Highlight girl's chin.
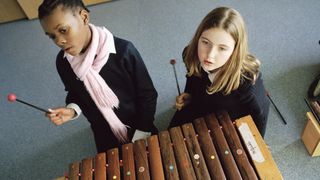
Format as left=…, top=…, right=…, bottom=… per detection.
left=201, top=64, right=216, bottom=72
left=65, top=50, right=80, bottom=56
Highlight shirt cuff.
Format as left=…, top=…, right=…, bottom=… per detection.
left=131, top=130, right=151, bottom=142
left=66, top=103, right=82, bottom=120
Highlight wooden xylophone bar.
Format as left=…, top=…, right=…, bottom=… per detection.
left=56, top=112, right=282, bottom=180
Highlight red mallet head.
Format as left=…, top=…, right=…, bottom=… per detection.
left=7, top=93, right=17, bottom=102
left=170, top=59, right=176, bottom=65
left=7, top=93, right=49, bottom=113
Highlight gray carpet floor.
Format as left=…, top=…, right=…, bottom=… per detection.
left=1, top=0, right=320, bottom=179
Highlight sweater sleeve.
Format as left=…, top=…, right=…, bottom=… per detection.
left=55, top=51, right=83, bottom=108
left=125, top=42, right=158, bottom=132
left=182, top=46, right=198, bottom=96
left=237, top=74, right=269, bottom=136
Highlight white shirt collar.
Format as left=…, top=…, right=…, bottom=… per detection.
left=203, top=68, right=218, bottom=83
left=104, top=27, right=116, bottom=54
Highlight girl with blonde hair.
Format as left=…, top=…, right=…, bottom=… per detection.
left=169, top=7, right=270, bottom=136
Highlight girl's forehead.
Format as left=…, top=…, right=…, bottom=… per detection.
left=41, top=6, right=77, bottom=28
left=201, top=28, right=235, bottom=46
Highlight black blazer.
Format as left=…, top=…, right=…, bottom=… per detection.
left=170, top=64, right=270, bottom=136
left=55, top=37, right=158, bottom=133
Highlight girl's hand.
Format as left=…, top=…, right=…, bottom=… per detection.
left=175, top=93, right=192, bottom=110
left=45, top=107, right=75, bottom=126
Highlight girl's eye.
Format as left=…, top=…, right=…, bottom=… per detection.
left=219, top=47, right=227, bottom=51
left=59, top=27, right=67, bottom=34
left=202, top=40, right=209, bottom=45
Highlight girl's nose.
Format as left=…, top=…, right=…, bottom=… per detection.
left=55, top=37, right=66, bottom=47
left=208, top=47, right=217, bottom=59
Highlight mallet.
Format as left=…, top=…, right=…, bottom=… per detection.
left=7, top=93, right=50, bottom=113
left=170, top=59, right=181, bottom=95
left=266, top=91, right=287, bottom=125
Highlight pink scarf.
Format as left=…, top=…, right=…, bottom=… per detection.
left=65, top=24, right=128, bottom=143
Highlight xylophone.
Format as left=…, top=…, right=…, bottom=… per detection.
left=55, top=111, right=282, bottom=180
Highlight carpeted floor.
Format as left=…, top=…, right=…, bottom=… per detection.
left=0, top=0, right=320, bottom=179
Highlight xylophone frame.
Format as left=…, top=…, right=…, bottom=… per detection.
left=56, top=112, right=282, bottom=180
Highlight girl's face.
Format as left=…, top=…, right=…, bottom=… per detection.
left=197, top=28, right=235, bottom=72
left=40, top=5, right=91, bottom=56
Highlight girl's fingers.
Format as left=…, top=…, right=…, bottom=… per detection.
left=45, top=108, right=70, bottom=126
left=51, top=115, right=64, bottom=125
left=47, top=110, right=64, bottom=124
left=176, top=93, right=188, bottom=103
left=176, top=95, right=183, bottom=103
left=175, top=102, right=184, bottom=110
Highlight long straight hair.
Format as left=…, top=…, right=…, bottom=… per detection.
left=184, top=7, right=260, bottom=95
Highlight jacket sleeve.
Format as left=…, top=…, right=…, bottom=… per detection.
left=55, top=51, right=83, bottom=108
left=237, top=74, right=270, bottom=136
left=182, top=46, right=197, bottom=96
left=125, top=42, right=158, bottom=132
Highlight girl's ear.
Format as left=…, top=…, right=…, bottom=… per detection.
left=80, top=9, right=90, bottom=25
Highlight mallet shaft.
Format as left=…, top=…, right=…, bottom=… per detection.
left=172, top=65, right=181, bottom=95
left=266, top=93, right=287, bottom=125
left=16, top=99, right=49, bottom=113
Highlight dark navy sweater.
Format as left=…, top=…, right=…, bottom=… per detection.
left=56, top=37, right=158, bottom=152
left=170, top=67, right=270, bottom=137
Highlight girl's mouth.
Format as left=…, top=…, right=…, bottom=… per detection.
left=204, top=60, right=213, bottom=65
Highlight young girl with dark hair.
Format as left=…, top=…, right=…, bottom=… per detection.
left=38, top=0, right=158, bottom=153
